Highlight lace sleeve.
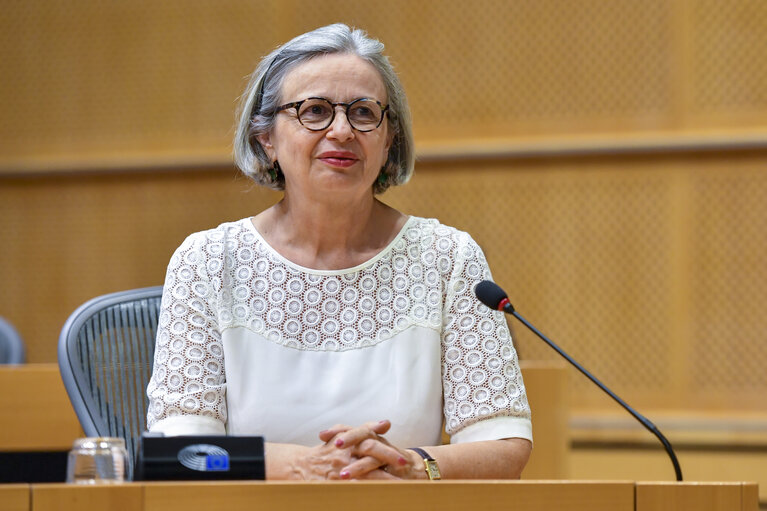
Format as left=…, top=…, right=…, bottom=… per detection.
left=146, top=232, right=228, bottom=435
left=441, top=233, right=532, bottom=443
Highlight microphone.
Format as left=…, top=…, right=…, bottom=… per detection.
left=475, top=280, right=683, bottom=481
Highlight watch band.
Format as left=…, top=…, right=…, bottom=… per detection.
left=409, top=447, right=441, bottom=480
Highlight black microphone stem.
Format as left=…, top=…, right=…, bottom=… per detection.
left=510, top=308, right=683, bottom=481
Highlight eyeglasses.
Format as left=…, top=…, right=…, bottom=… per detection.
left=276, top=97, right=389, bottom=132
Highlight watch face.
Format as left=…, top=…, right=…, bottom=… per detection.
left=425, top=460, right=441, bottom=480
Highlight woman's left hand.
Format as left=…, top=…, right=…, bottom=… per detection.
left=318, top=420, right=422, bottom=480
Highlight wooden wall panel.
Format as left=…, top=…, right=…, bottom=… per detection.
left=2, top=0, right=766, bottom=170
left=1, top=0, right=766, bottom=422
left=2, top=149, right=767, bottom=417
left=690, top=0, right=767, bottom=125
left=688, top=160, right=767, bottom=408
left=0, top=170, right=280, bottom=363
left=387, top=156, right=678, bottom=410
left=0, top=1, right=283, bottom=165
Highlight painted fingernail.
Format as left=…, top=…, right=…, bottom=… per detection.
left=379, top=420, right=388, bottom=424
left=398, top=456, right=408, bottom=465
left=340, top=470, right=350, bottom=479
left=335, top=438, right=344, bottom=447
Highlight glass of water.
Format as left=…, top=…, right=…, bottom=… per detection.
left=66, top=437, right=127, bottom=484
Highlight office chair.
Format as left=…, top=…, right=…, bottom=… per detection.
left=58, top=286, right=163, bottom=480
left=0, top=316, right=25, bottom=364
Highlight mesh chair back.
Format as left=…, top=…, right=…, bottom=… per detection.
left=0, top=316, right=25, bottom=364
left=58, top=287, right=162, bottom=480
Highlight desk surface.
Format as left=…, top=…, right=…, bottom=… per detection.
left=0, top=480, right=758, bottom=511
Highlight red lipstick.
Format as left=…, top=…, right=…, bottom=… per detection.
left=317, top=151, right=359, bottom=168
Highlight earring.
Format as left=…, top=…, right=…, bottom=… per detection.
left=377, top=170, right=387, bottom=187
left=268, top=161, right=282, bottom=182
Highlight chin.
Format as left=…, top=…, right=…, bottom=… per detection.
left=314, top=173, right=376, bottom=191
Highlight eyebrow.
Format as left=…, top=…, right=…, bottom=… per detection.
left=289, top=94, right=385, bottom=102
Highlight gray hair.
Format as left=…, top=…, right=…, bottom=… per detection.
left=233, top=24, right=414, bottom=194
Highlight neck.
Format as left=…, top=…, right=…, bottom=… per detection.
left=254, top=192, right=405, bottom=270
left=280, top=190, right=379, bottom=250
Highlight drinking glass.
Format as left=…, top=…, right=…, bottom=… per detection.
left=66, top=437, right=127, bottom=484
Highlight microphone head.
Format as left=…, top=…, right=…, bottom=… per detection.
left=474, top=280, right=510, bottom=311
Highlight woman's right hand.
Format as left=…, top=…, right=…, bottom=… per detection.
left=316, top=420, right=416, bottom=480
left=287, top=440, right=363, bottom=480
left=287, top=420, right=398, bottom=480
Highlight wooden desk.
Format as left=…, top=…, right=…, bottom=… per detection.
left=0, top=484, right=29, bottom=511
left=0, top=364, right=82, bottom=483
left=0, top=481, right=756, bottom=511
left=0, top=364, right=82, bottom=451
left=636, top=481, right=760, bottom=511
left=519, top=361, right=568, bottom=479
left=0, top=362, right=568, bottom=478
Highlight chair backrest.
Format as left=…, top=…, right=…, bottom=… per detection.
left=58, top=286, right=162, bottom=480
left=0, top=316, right=25, bottom=364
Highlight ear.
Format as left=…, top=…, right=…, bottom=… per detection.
left=257, top=132, right=276, bottom=161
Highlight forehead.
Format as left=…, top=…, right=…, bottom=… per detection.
left=280, top=53, right=387, bottom=103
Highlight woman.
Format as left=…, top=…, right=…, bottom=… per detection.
left=146, top=23, right=532, bottom=480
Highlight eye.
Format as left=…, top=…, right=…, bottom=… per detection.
left=352, top=106, right=373, bottom=118
left=349, top=101, right=380, bottom=122
left=299, top=100, right=333, bottom=121
left=308, top=104, right=326, bottom=115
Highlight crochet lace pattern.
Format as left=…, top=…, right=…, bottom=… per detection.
left=146, top=217, right=530, bottom=435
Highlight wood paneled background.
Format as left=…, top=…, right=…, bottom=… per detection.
left=1, top=1, right=766, bottom=423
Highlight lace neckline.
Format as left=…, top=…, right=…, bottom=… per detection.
left=242, top=216, right=415, bottom=276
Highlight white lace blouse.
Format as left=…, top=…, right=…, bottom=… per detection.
left=146, top=216, right=532, bottom=447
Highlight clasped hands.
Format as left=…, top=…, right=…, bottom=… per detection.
left=295, top=419, right=421, bottom=480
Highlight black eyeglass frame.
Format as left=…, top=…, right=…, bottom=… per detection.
left=276, top=97, right=390, bottom=132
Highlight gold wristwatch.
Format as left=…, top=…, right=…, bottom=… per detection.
left=409, top=447, right=441, bottom=480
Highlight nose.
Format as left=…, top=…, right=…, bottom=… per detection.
left=325, top=106, right=355, bottom=141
